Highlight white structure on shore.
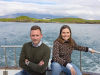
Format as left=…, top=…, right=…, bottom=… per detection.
left=43, top=18, right=51, bottom=20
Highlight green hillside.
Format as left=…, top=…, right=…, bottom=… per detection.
left=49, top=18, right=100, bottom=24
left=0, top=16, right=100, bottom=24
left=0, top=16, right=50, bottom=23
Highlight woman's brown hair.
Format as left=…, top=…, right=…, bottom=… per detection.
left=56, top=25, right=73, bottom=47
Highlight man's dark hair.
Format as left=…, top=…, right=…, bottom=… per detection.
left=30, top=25, right=42, bottom=33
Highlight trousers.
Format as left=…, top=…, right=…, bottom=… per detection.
left=15, top=70, right=31, bottom=75
left=51, top=62, right=82, bottom=75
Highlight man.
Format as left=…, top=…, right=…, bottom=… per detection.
left=15, top=25, right=51, bottom=75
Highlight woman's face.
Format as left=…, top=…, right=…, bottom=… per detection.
left=61, top=28, right=70, bottom=41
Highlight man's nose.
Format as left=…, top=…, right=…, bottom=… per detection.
left=34, top=36, right=37, bottom=39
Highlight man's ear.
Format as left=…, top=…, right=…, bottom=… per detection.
left=41, top=34, right=43, bottom=38
left=30, top=34, right=31, bottom=38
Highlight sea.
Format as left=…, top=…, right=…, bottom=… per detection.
left=0, top=22, right=100, bottom=73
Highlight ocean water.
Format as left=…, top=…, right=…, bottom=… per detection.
left=0, top=22, right=100, bottom=73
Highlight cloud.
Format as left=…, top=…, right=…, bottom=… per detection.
left=0, top=0, right=100, bottom=20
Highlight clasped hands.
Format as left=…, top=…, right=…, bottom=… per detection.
left=25, top=59, right=44, bottom=66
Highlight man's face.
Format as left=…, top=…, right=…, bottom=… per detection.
left=30, top=29, right=43, bottom=46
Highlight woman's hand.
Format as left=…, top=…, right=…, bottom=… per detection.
left=91, top=49, right=95, bottom=53
left=70, top=67, right=77, bottom=75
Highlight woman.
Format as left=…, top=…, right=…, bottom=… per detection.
left=51, top=25, right=95, bottom=75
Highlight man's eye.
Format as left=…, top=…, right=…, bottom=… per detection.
left=32, top=35, right=34, bottom=36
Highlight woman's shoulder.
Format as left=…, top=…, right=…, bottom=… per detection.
left=72, top=38, right=75, bottom=42
left=54, top=39, right=60, bottom=44
left=54, top=39, right=59, bottom=42
left=71, top=38, right=77, bottom=45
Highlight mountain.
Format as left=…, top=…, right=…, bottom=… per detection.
left=0, top=13, right=79, bottom=19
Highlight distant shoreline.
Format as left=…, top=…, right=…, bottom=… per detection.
left=0, top=16, right=100, bottom=24
left=1, top=21, right=100, bottom=24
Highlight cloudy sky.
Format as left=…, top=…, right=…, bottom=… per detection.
left=0, top=0, right=100, bottom=20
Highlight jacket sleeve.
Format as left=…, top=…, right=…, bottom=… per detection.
left=52, top=41, right=68, bottom=67
left=27, top=47, right=51, bottom=73
left=19, top=44, right=31, bottom=70
left=73, top=39, right=88, bottom=52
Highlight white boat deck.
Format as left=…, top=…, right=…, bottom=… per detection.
left=0, top=69, right=65, bottom=75
left=0, top=69, right=21, bottom=75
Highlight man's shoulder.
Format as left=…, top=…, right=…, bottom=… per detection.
left=41, top=43, right=51, bottom=53
left=41, top=43, right=50, bottom=50
left=23, top=42, right=32, bottom=47
left=41, top=43, right=49, bottom=48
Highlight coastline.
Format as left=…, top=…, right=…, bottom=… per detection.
left=0, top=16, right=100, bottom=24
left=0, top=21, right=100, bottom=24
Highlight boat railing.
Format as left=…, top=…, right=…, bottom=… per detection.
left=0, top=45, right=100, bottom=72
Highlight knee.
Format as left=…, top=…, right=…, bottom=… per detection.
left=51, top=62, right=62, bottom=75
left=51, top=62, right=61, bottom=69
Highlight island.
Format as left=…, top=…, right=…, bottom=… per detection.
left=0, top=16, right=100, bottom=24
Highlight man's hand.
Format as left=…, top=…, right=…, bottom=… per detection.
left=38, top=60, right=44, bottom=66
left=25, top=59, right=29, bottom=65
left=91, top=49, right=95, bottom=53
left=70, top=67, right=77, bottom=75
left=25, top=59, right=29, bottom=63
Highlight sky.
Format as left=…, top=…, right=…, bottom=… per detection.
left=0, top=0, right=100, bottom=20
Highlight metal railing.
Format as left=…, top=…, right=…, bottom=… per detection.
left=0, top=45, right=22, bottom=68
left=0, top=45, right=100, bottom=72
left=80, top=50, right=100, bottom=71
